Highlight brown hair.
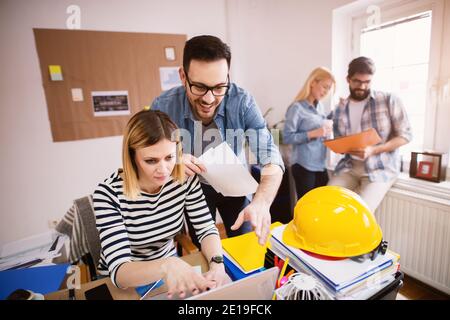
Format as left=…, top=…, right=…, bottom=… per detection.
left=122, top=110, right=184, bottom=199
left=183, top=35, right=231, bottom=74
left=348, top=56, right=376, bottom=78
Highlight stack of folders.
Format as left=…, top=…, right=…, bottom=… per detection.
left=269, top=225, right=400, bottom=300
left=221, top=222, right=282, bottom=280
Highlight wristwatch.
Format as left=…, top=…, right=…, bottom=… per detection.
left=210, top=255, right=224, bottom=265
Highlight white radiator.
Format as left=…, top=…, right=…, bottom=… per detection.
left=375, top=180, right=450, bottom=295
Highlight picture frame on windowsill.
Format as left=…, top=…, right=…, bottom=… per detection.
left=409, top=151, right=448, bottom=183
left=416, top=161, right=434, bottom=179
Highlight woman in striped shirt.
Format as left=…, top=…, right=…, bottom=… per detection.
left=93, top=109, right=228, bottom=298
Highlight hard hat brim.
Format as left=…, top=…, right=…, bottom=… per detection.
left=282, top=221, right=303, bottom=249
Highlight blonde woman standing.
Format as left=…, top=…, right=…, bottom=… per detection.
left=283, top=67, right=335, bottom=200
left=93, top=109, right=228, bottom=299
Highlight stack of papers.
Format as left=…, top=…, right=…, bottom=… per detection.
left=0, top=231, right=67, bottom=271
left=270, top=225, right=399, bottom=299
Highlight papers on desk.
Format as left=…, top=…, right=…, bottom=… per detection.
left=0, top=231, right=67, bottom=271
left=198, top=142, right=259, bottom=197
left=324, top=128, right=381, bottom=154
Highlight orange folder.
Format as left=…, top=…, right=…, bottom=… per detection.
left=324, top=128, right=381, bottom=154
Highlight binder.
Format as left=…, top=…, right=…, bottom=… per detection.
left=0, top=263, right=69, bottom=300
left=324, top=128, right=381, bottom=154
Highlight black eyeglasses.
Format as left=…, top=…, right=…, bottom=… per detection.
left=185, top=74, right=230, bottom=97
left=349, top=78, right=371, bottom=87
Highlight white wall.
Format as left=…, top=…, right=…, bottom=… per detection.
left=0, top=0, right=354, bottom=245
left=0, top=0, right=228, bottom=245
left=226, top=0, right=353, bottom=126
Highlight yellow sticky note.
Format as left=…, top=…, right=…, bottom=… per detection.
left=49, top=65, right=63, bottom=81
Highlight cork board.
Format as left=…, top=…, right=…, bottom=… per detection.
left=33, top=28, right=186, bottom=142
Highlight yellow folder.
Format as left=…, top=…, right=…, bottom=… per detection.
left=221, top=222, right=283, bottom=272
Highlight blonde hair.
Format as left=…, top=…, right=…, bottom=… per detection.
left=122, top=110, right=185, bottom=199
left=293, top=67, right=336, bottom=103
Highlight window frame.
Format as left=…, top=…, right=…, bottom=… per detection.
left=351, top=0, right=444, bottom=156
left=328, top=0, right=449, bottom=179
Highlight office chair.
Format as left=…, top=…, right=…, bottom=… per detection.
left=56, top=195, right=100, bottom=282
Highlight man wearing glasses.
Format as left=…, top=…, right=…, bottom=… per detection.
left=151, top=35, right=284, bottom=247
left=328, top=56, right=412, bottom=212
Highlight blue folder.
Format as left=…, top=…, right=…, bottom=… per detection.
left=0, top=264, right=69, bottom=300
left=223, top=255, right=263, bottom=281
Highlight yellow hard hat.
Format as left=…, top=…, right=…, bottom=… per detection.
left=283, top=186, right=384, bottom=258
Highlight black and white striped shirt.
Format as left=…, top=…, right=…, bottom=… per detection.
left=93, top=170, right=218, bottom=287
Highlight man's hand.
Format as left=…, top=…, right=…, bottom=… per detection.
left=348, top=145, right=377, bottom=160
left=230, top=200, right=271, bottom=246
left=183, top=153, right=207, bottom=176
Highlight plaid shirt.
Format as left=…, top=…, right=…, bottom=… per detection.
left=332, top=90, right=412, bottom=182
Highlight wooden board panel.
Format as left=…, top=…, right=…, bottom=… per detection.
left=33, top=29, right=186, bottom=142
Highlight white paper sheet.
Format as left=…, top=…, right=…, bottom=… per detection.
left=198, top=142, right=259, bottom=197
left=0, top=231, right=67, bottom=271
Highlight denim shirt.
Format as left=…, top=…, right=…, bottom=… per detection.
left=151, top=84, right=284, bottom=171
left=283, top=100, right=328, bottom=171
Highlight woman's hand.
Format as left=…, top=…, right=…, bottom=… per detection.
left=203, top=262, right=232, bottom=288
left=308, top=120, right=333, bottom=139
left=161, top=257, right=215, bottom=299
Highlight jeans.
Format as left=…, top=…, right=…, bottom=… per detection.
left=291, top=163, right=329, bottom=200
left=186, top=183, right=253, bottom=249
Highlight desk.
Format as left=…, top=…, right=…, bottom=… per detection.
left=45, top=252, right=208, bottom=300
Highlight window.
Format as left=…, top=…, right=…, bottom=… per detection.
left=331, top=0, right=449, bottom=177
left=359, top=11, right=432, bottom=160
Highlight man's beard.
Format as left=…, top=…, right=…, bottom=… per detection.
left=349, top=87, right=370, bottom=101
left=189, top=97, right=219, bottom=122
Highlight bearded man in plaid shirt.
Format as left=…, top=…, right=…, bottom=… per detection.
left=328, top=56, right=412, bottom=212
